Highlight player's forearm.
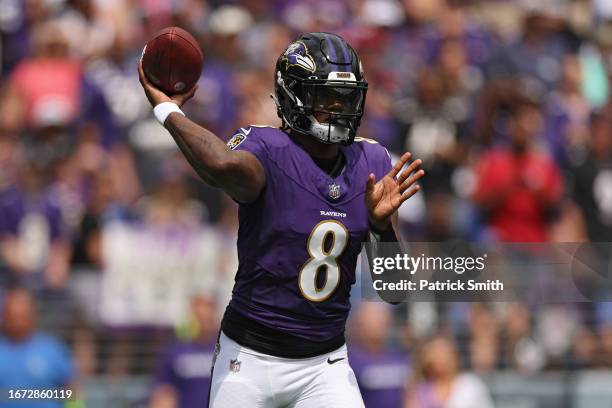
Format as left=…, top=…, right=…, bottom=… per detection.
left=366, top=218, right=404, bottom=305
left=164, top=113, right=227, bottom=184
left=369, top=212, right=401, bottom=240
left=164, top=113, right=264, bottom=201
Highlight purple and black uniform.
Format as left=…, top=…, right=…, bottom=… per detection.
left=221, top=126, right=391, bottom=356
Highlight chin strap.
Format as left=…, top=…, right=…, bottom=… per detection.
left=270, top=93, right=287, bottom=129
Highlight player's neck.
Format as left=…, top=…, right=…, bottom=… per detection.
left=288, top=130, right=339, bottom=159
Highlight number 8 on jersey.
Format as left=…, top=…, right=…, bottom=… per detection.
left=299, top=220, right=349, bottom=302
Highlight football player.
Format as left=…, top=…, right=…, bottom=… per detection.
left=138, top=32, right=424, bottom=408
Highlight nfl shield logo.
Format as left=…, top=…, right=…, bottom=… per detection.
left=229, top=359, right=241, bottom=373
left=328, top=183, right=341, bottom=200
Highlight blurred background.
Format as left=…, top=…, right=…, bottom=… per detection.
left=0, top=0, right=612, bottom=407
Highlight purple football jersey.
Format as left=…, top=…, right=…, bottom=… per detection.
left=227, top=126, right=392, bottom=342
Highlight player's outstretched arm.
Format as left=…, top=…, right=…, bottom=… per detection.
left=365, top=153, right=424, bottom=304
left=137, top=61, right=265, bottom=203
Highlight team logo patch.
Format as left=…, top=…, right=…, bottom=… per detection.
left=227, top=133, right=246, bottom=150
left=282, top=41, right=316, bottom=73
left=229, top=359, right=241, bottom=373
left=328, top=183, right=341, bottom=200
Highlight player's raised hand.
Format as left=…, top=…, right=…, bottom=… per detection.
left=137, top=60, right=197, bottom=108
left=366, top=152, right=424, bottom=231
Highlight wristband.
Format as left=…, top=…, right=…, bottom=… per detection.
left=368, top=220, right=389, bottom=236
left=153, top=102, right=184, bottom=125
left=368, top=222, right=397, bottom=242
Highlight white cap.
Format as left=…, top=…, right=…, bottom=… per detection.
left=208, top=5, right=253, bottom=36
left=359, top=0, right=406, bottom=27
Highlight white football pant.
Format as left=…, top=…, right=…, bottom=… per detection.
left=209, top=332, right=365, bottom=408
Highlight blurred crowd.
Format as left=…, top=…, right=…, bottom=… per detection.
left=1, top=0, right=612, bottom=407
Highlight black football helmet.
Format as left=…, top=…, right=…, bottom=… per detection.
left=273, top=32, right=368, bottom=145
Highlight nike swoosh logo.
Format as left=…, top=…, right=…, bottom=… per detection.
left=327, top=357, right=345, bottom=365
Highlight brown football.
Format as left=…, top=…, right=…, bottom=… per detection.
left=141, top=27, right=203, bottom=95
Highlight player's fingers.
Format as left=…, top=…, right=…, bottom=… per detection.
left=399, top=169, right=425, bottom=193
left=172, top=84, right=198, bottom=107
left=137, top=65, right=143, bottom=86
left=388, top=152, right=411, bottom=178
left=137, top=60, right=146, bottom=84
left=182, top=84, right=198, bottom=103
left=137, top=60, right=154, bottom=91
left=397, top=158, right=422, bottom=184
left=400, top=184, right=420, bottom=203
left=137, top=62, right=159, bottom=106
left=365, top=173, right=376, bottom=196
left=366, top=173, right=382, bottom=205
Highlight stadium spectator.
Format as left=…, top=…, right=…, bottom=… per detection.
left=3, top=18, right=140, bottom=204
left=0, top=288, right=76, bottom=408
left=600, top=324, right=612, bottom=367
left=98, top=161, right=219, bottom=377
left=570, top=112, right=612, bottom=241
left=70, top=172, right=128, bottom=267
left=6, top=21, right=82, bottom=130
left=57, top=0, right=116, bottom=59
left=0, top=158, right=72, bottom=290
left=569, top=328, right=599, bottom=369
left=425, top=1, right=496, bottom=68
left=500, top=303, right=547, bottom=373
left=467, top=304, right=499, bottom=373
left=469, top=333, right=498, bottom=374
left=548, top=200, right=589, bottom=242
left=349, top=301, right=410, bottom=408
left=184, top=5, right=253, bottom=139
left=487, top=2, right=571, bottom=90
left=0, top=0, right=612, bottom=405
left=397, top=68, right=465, bottom=195
left=473, top=97, right=563, bottom=242
left=544, top=53, right=592, bottom=166
left=0, top=0, right=56, bottom=74
left=0, top=127, right=23, bottom=193
left=150, top=294, right=218, bottom=408
left=405, top=335, right=494, bottom=408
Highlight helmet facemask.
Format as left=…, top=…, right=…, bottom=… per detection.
left=275, top=73, right=368, bottom=145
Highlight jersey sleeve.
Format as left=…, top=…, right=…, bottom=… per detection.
left=379, top=146, right=393, bottom=180
left=354, top=136, right=393, bottom=180
left=226, top=126, right=269, bottom=167
left=366, top=139, right=393, bottom=181
left=226, top=126, right=275, bottom=203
